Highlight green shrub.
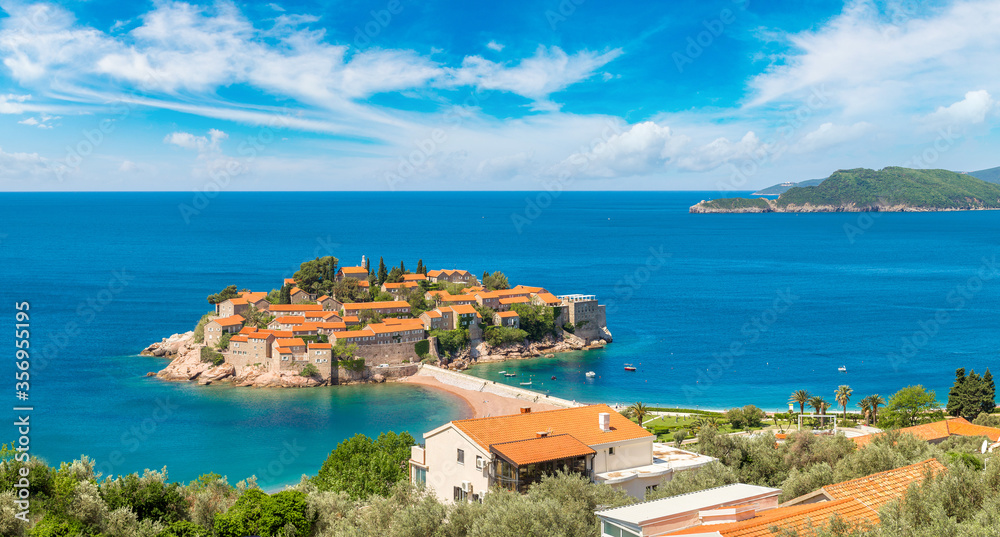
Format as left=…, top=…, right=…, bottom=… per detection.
left=191, top=312, right=215, bottom=344
left=339, top=359, right=365, bottom=372
left=562, top=322, right=575, bottom=334
left=216, top=332, right=231, bottom=350
left=300, top=363, right=319, bottom=377
left=511, top=303, right=555, bottom=341
left=313, top=432, right=415, bottom=499
left=213, top=489, right=313, bottom=537
left=485, top=326, right=528, bottom=347
left=430, top=329, right=469, bottom=356
left=100, top=470, right=187, bottom=524
left=200, top=347, right=224, bottom=366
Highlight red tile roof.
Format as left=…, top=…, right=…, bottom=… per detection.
left=269, top=304, right=324, bottom=312
left=212, top=315, right=245, bottom=327
left=495, top=311, right=520, bottom=318
left=403, top=274, right=427, bottom=281
left=821, top=458, right=945, bottom=513
left=499, top=296, right=530, bottom=304
left=273, top=316, right=305, bottom=324
left=853, top=417, right=1000, bottom=447
left=421, top=310, right=442, bottom=318
left=667, top=498, right=876, bottom=537
left=491, top=434, right=596, bottom=466
left=450, top=404, right=652, bottom=452
left=533, top=292, right=561, bottom=305
left=339, top=266, right=368, bottom=274
left=449, top=304, right=479, bottom=315
left=275, top=338, right=306, bottom=347
left=331, top=329, right=375, bottom=339
left=284, top=278, right=296, bottom=285
left=230, top=335, right=248, bottom=343
left=342, top=301, right=411, bottom=310
left=367, top=319, right=426, bottom=334
left=238, top=326, right=256, bottom=335
left=308, top=343, right=332, bottom=349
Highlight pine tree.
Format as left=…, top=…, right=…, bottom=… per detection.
left=377, top=257, right=388, bottom=285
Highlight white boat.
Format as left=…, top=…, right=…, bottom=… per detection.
left=838, top=365, right=847, bottom=372
left=498, top=370, right=507, bottom=375
left=585, top=371, right=596, bottom=378
left=520, top=381, right=532, bottom=386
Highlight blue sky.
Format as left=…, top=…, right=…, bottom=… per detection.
left=0, top=0, right=998, bottom=191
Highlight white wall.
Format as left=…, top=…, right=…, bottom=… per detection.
left=423, top=427, right=491, bottom=504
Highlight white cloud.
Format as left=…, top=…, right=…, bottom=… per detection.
left=793, top=121, right=873, bottom=153
left=486, top=40, right=504, bottom=52
left=0, top=93, right=30, bottom=114
left=748, top=0, right=1000, bottom=116
left=920, top=90, right=996, bottom=130
left=119, top=160, right=137, bottom=172
left=17, top=116, right=36, bottom=125
left=164, top=129, right=228, bottom=153
left=446, top=46, right=623, bottom=106
left=0, top=145, right=54, bottom=179
left=268, top=3, right=285, bottom=12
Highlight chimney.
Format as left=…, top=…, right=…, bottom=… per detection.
left=536, top=431, right=548, bottom=438
left=520, top=407, right=531, bottom=414
left=599, top=412, right=611, bottom=432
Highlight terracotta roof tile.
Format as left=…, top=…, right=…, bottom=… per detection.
left=238, top=326, right=256, bottom=335
left=339, top=266, right=368, bottom=274
left=212, top=315, right=245, bottom=327
left=450, top=404, right=652, bottom=452
left=491, top=434, right=596, bottom=466
left=284, top=278, right=296, bottom=285
left=853, top=418, right=1000, bottom=447
left=275, top=338, right=306, bottom=347
left=273, top=316, right=305, bottom=324
left=308, top=343, right=332, bottom=349
left=667, top=498, right=877, bottom=537
left=495, top=311, right=520, bottom=318
left=269, top=304, right=324, bottom=312
left=367, top=319, right=426, bottom=334
left=822, top=458, right=946, bottom=513
left=449, top=304, right=479, bottom=315
left=534, top=292, right=561, bottom=304
left=342, top=301, right=411, bottom=310
left=403, top=274, right=427, bottom=281
left=500, top=296, right=530, bottom=304
left=331, top=329, right=375, bottom=339
left=229, top=335, right=248, bottom=343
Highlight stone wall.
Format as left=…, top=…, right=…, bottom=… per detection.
left=354, top=341, right=420, bottom=366
left=336, top=363, right=418, bottom=383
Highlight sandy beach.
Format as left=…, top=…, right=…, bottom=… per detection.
left=401, top=372, right=562, bottom=419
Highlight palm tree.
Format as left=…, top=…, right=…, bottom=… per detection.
left=791, top=390, right=811, bottom=415
left=628, top=402, right=650, bottom=427
left=808, top=395, right=826, bottom=415
left=863, top=394, right=886, bottom=426
left=835, top=385, right=853, bottom=418
left=859, top=395, right=873, bottom=426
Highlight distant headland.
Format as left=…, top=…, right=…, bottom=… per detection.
left=692, top=167, right=1000, bottom=213
left=143, top=257, right=612, bottom=388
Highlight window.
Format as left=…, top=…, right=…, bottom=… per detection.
left=475, top=456, right=484, bottom=470
left=602, top=521, right=621, bottom=537
left=414, top=467, right=426, bottom=486
left=457, top=449, right=465, bottom=464
left=453, top=486, right=466, bottom=502
left=608, top=447, right=615, bottom=456
left=646, top=484, right=658, bottom=495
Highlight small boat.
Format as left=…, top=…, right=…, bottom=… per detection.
left=498, top=370, right=506, bottom=375
left=504, top=373, right=516, bottom=377
left=551, top=376, right=557, bottom=380
left=624, top=363, right=637, bottom=371
left=585, top=371, right=596, bottom=378
left=838, top=366, right=847, bottom=372
left=520, top=381, right=532, bottom=386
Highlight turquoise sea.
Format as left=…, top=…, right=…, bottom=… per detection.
left=1, top=191, right=998, bottom=488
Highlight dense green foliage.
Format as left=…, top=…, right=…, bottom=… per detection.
left=510, top=303, right=556, bottom=341
left=777, top=167, right=1000, bottom=209
left=880, top=385, right=942, bottom=428
left=191, top=312, right=215, bottom=344
left=215, top=333, right=231, bottom=350
left=484, top=325, right=528, bottom=347
left=200, top=347, right=224, bottom=366
left=293, top=257, right=340, bottom=296
left=947, top=368, right=996, bottom=420
left=300, top=363, right=319, bottom=377
left=213, top=489, right=313, bottom=537
left=430, top=329, right=469, bottom=357
left=696, top=197, right=771, bottom=210
left=242, top=305, right=274, bottom=330
left=482, top=271, right=510, bottom=291
left=278, top=283, right=292, bottom=305
left=332, top=278, right=366, bottom=303
left=313, top=433, right=415, bottom=500
left=414, top=339, right=430, bottom=359
left=724, top=405, right=767, bottom=429
left=206, top=285, right=239, bottom=305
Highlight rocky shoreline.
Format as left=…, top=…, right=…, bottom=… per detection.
left=142, top=329, right=611, bottom=386
left=690, top=199, right=1000, bottom=214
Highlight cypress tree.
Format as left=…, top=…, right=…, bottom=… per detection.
left=364, top=257, right=370, bottom=273
left=400, top=261, right=406, bottom=273
left=947, top=368, right=968, bottom=417
left=278, top=284, right=292, bottom=305
left=983, top=368, right=996, bottom=414
left=416, top=259, right=425, bottom=275
left=377, top=257, right=388, bottom=285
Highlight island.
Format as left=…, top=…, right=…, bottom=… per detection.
left=693, top=167, right=1000, bottom=213
left=751, top=178, right=824, bottom=196
left=143, top=256, right=612, bottom=387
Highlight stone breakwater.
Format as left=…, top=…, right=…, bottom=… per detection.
left=438, top=331, right=609, bottom=372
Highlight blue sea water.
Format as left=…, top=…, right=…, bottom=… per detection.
left=1, top=191, right=999, bottom=487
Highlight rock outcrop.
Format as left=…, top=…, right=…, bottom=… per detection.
left=141, top=332, right=194, bottom=358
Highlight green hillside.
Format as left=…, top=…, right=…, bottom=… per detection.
left=967, top=166, right=1000, bottom=184
left=775, top=167, right=1000, bottom=209
left=694, top=197, right=771, bottom=211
